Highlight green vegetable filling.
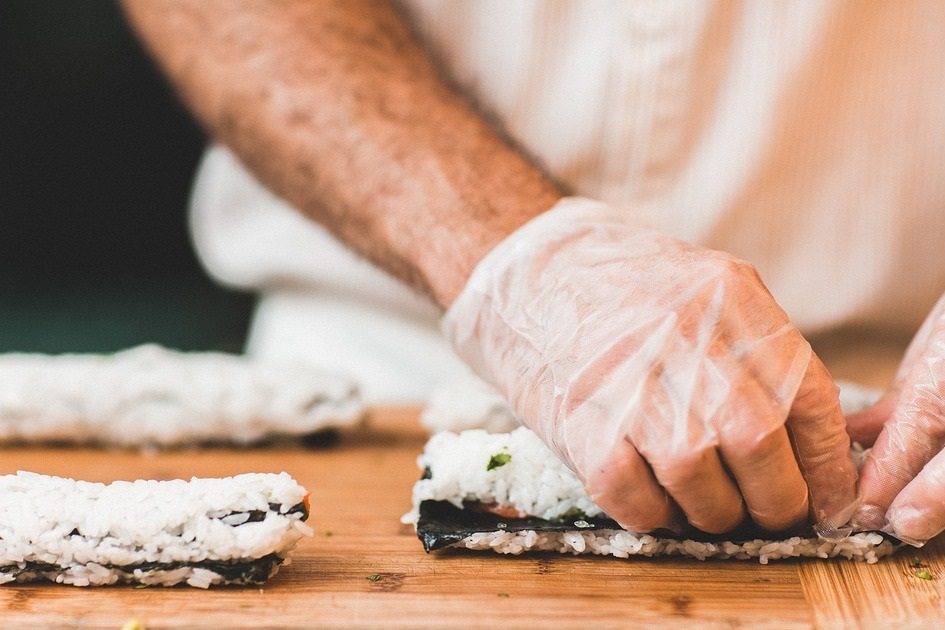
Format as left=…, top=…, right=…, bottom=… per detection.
left=486, top=451, right=512, bottom=471
left=914, top=569, right=933, bottom=581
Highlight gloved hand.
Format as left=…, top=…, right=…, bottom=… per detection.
left=848, top=293, right=945, bottom=546
left=443, top=197, right=857, bottom=535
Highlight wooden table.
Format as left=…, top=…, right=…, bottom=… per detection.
left=3, top=335, right=945, bottom=628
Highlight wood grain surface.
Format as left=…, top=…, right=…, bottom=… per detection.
left=1, top=335, right=943, bottom=629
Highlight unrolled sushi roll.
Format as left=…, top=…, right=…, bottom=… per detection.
left=0, top=471, right=312, bottom=587
left=0, top=344, right=363, bottom=447
left=404, top=428, right=899, bottom=564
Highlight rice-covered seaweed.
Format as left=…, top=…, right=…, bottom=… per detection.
left=0, top=344, right=363, bottom=447
left=0, top=471, right=312, bottom=587
left=405, top=428, right=899, bottom=564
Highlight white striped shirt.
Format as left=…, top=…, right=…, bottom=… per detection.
left=191, top=1, right=945, bottom=402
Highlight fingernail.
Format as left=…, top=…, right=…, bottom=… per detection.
left=814, top=499, right=860, bottom=541
left=849, top=504, right=885, bottom=531
left=886, top=506, right=940, bottom=546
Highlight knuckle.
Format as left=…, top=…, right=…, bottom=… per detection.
left=709, top=253, right=760, bottom=284
left=719, top=418, right=784, bottom=456
left=738, top=432, right=785, bottom=469
left=647, top=448, right=712, bottom=486
left=903, top=385, right=945, bottom=429
left=872, top=449, right=923, bottom=483
left=879, top=419, right=941, bottom=465
left=795, top=419, right=850, bottom=461
left=792, top=393, right=842, bottom=427
left=792, top=386, right=843, bottom=429
left=800, top=442, right=849, bottom=474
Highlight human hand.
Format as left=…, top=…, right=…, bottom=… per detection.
left=848, top=294, right=945, bottom=545
left=443, top=197, right=857, bottom=535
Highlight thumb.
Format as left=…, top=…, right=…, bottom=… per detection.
left=845, top=391, right=899, bottom=447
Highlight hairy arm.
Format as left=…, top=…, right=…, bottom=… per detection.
left=121, top=0, right=562, bottom=306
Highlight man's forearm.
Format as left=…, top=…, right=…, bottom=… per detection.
left=121, top=0, right=562, bottom=306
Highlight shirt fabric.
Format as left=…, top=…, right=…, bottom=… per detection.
left=190, top=0, right=945, bottom=404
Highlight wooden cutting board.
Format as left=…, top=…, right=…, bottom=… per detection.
left=1, top=334, right=942, bottom=628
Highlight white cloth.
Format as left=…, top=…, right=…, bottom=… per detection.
left=190, top=1, right=945, bottom=404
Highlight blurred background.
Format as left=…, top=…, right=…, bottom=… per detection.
left=0, top=0, right=253, bottom=353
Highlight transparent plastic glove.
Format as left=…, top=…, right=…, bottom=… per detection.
left=848, top=293, right=945, bottom=546
left=443, top=198, right=857, bottom=535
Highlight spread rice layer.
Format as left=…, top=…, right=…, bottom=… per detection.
left=454, top=529, right=895, bottom=564
left=0, top=344, right=363, bottom=446
left=0, top=471, right=312, bottom=587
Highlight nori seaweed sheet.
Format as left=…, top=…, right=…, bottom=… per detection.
left=415, top=500, right=899, bottom=553
left=300, top=428, right=341, bottom=449
left=0, top=553, right=284, bottom=585
left=417, top=500, right=622, bottom=552
left=237, top=501, right=309, bottom=525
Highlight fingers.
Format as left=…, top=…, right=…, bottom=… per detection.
left=586, top=437, right=683, bottom=533
left=784, top=355, right=858, bottom=528
left=710, top=372, right=809, bottom=531
left=642, top=442, right=747, bottom=535
left=884, top=447, right=945, bottom=544
left=720, top=424, right=809, bottom=532
left=852, top=393, right=945, bottom=531
left=849, top=308, right=945, bottom=535
left=591, top=369, right=848, bottom=534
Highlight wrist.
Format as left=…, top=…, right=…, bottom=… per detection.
left=441, top=196, right=630, bottom=301
left=421, top=187, right=564, bottom=308
left=440, top=196, right=628, bottom=379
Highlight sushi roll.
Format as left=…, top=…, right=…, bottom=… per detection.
left=0, top=344, right=363, bottom=447
left=0, top=471, right=312, bottom=587
left=404, top=428, right=899, bottom=564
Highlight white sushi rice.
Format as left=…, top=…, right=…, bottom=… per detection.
left=836, top=380, right=882, bottom=416
left=409, top=428, right=603, bottom=521
left=406, top=388, right=898, bottom=564
left=0, top=344, right=363, bottom=447
left=456, top=529, right=894, bottom=565
left=0, top=471, right=312, bottom=587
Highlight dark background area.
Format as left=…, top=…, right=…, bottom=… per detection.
left=0, top=0, right=254, bottom=353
